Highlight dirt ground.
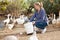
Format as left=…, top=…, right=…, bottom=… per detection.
left=18, top=31, right=60, bottom=40
left=0, top=11, right=60, bottom=40
left=0, top=24, right=60, bottom=40
left=0, top=30, right=60, bottom=40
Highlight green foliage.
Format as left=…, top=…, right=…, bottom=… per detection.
left=0, top=0, right=10, bottom=11
left=41, top=0, right=60, bottom=14
left=13, top=0, right=30, bottom=10
left=0, top=0, right=60, bottom=15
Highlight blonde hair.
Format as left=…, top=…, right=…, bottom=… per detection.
left=40, top=2, right=43, bottom=7
left=34, top=2, right=41, bottom=7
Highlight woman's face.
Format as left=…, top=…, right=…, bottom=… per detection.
left=34, top=4, right=40, bottom=10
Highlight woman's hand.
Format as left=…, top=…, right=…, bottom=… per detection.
left=32, top=21, right=35, bottom=24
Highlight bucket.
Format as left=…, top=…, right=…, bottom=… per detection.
left=24, top=22, right=34, bottom=34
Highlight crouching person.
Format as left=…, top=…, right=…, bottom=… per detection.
left=30, top=2, right=48, bottom=34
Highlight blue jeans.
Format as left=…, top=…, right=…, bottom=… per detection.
left=35, top=21, right=47, bottom=29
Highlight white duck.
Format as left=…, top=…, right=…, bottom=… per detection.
left=3, top=14, right=11, bottom=25
left=4, top=35, right=18, bottom=40
left=10, top=15, right=13, bottom=21
left=6, top=21, right=15, bottom=30
left=28, top=27, right=38, bottom=40
left=10, top=16, right=17, bottom=23
left=24, top=16, right=29, bottom=22
left=57, top=11, right=60, bottom=24
left=52, top=14, right=57, bottom=24
left=13, top=17, right=17, bottom=23
left=7, top=17, right=16, bottom=30
left=6, top=17, right=16, bottom=30
left=46, top=16, right=49, bottom=25
left=16, top=15, right=25, bottom=24
left=6, top=17, right=15, bottom=30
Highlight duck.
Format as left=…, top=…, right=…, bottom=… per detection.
left=10, top=16, right=17, bottom=23
left=3, top=14, right=11, bottom=25
left=12, top=17, right=17, bottom=23
left=6, top=21, right=15, bottom=30
left=46, top=16, right=49, bottom=25
left=52, top=14, right=57, bottom=24
left=28, top=27, right=38, bottom=40
left=57, top=11, right=60, bottom=24
left=6, top=17, right=16, bottom=30
left=4, top=35, right=18, bottom=40
left=10, top=15, right=13, bottom=21
left=16, top=14, right=25, bottom=24
left=24, top=16, right=29, bottom=22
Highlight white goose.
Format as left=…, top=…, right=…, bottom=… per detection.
left=6, top=17, right=16, bottom=30
left=16, top=15, right=25, bottom=24
left=13, top=17, right=17, bottom=23
left=6, top=21, right=15, bottom=30
left=3, top=14, right=11, bottom=25
left=10, top=16, right=17, bottom=23
left=52, top=14, right=57, bottom=24
left=10, top=15, right=13, bottom=21
left=24, top=16, right=29, bottom=22
left=4, top=35, right=18, bottom=40
left=57, top=11, right=60, bottom=24
left=28, top=27, right=38, bottom=40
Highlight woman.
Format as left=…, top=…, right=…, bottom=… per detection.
left=30, top=2, right=47, bottom=33
left=40, top=2, right=49, bottom=25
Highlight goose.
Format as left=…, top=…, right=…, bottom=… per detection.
left=6, top=17, right=16, bottom=30
left=24, top=16, right=29, bottom=22
left=6, top=22, right=15, bottom=30
left=46, top=16, right=49, bottom=25
left=28, top=27, right=38, bottom=40
left=13, top=17, right=17, bottom=23
left=7, top=16, right=17, bottom=30
left=52, top=14, right=57, bottom=24
left=3, top=14, right=11, bottom=25
left=4, top=35, right=18, bottom=40
left=57, top=11, right=60, bottom=24
left=20, top=14, right=25, bottom=19
left=10, top=15, right=13, bottom=21
left=10, top=16, right=17, bottom=23
left=20, top=15, right=29, bottom=22
left=16, top=15, right=25, bottom=24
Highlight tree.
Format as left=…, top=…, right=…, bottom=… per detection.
left=43, top=0, right=60, bottom=16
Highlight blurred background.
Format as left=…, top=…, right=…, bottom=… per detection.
left=0, top=0, right=60, bottom=40
left=0, top=0, right=60, bottom=19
